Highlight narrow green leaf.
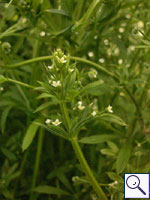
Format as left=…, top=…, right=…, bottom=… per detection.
left=33, top=185, right=70, bottom=195
left=80, top=80, right=104, bottom=93
left=1, top=147, right=17, bottom=161
left=79, top=134, right=120, bottom=144
left=116, top=144, right=131, bottom=173
left=1, top=106, right=11, bottom=134
left=34, top=102, right=57, bottom=113
left=34, top=122, right=69, bottom=140
left=22, top=118, right=41, bottom=151
left=100, top=113, right=126, bottom=126
left=36, top=93, right=54, bottom=99
left=43, top=9, right=70, bottom=17
left=100, top=148, right=116, bottom=156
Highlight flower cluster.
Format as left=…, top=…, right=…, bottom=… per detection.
left=77, top=101, right=85, bottom=110
left=45, top=118, right=62, bottom=126
left=53, top=48, right=67, bottom=64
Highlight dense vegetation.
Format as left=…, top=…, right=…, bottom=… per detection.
left=0, top=0, right=150, bottom=199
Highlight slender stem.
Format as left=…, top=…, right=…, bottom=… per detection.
left=7, top=78, right=35, bottom=89
left=60, top=98, right=107, bottom=199
left=71, top=139, right=108, bottom=200
left=29, top=128, right=44, bottom=200
left=5, top=55, right=118, bottom=80
left=123, top=85, right=144, bottom=130
left=60, top=102, right=71, bottom=130
left=5, top=56, right=52, bottom=68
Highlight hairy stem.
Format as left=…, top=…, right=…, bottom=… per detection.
left=71, top=139, right=108, bottom=200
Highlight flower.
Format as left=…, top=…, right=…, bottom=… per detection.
left=88, top=68, right=97, bottom=79
left=108, top=181, right=118, bottom=187
left=52, top=119, right=62, bottom=126
left=137, top=21, right=144, bottom=28
left=91, top=111, right=97, bottom=116
left=78, top=101, right=85, bottom=110
left=51, top=80, right=61, bottom=87
left=57, top=55, right=67, bottom=63
left=99, top=58, right=105, bottom=63
left=107, top=105, right=113, bottom=113
left=40, top=31, right=46, bottom=37
left=104, top=39, right=109, bottom=45
left=119, top=27, right=125, bottom=33
left=48, top=65, right=53, bottom=70
left=45, top=119, right=51, bottom=124
left=118, top=59, right=123, bottom=65
left=88, top=51, right=94, bottom=57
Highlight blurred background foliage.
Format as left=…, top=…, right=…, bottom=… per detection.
left=0, top=0, right=150, bottom=199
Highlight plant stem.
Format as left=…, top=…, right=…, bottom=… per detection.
left=71, top=139, right=108, bottom=200
left=60, top=102, right=71, bottom=131
left=29, top=128, right=44, bottom=200
left=7, top=78, right=35, bottom=89
left=5, top=56, right=118, bottom=80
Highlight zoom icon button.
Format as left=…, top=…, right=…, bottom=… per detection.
left=124, top=173, right=149, bottom=198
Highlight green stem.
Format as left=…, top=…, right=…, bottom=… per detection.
left=123, top=86, right=144, bottom=130
left=71, top=139, right=108, bottom=200
left=5, top=56, right=118, bottom=80
left=30, top=128, right=44, bottom=200
left=7, top=78, right=35, bottom=89
left=60, top=102, right=71, bottom=130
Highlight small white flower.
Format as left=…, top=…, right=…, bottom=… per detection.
left=69, top=68, right=74, bottom=72
left=0, top=87, right=4, bottom=91
left=48, top=80, right=52, bottom=84
left=99, top=58, right=105, bottom=63
left=78, top=101, right=85, bottom=110
left=88, top=69, right=97, bottom=79
left=58, top=56, right=67, bottom=63
left=88, top=51, right=94, bottom=57
left=118, top=35, right=122, bottom=39
left=104, top=39, right=109, bottom=45
left=91, top=111, right=97, bottom=116
left=107, top=105, right=113, bottom=113
left=137, top=21, right=144, bottom=28
left=108, top=181, right=118, bottom=187
left=45, top=119, right=51, bottom=124
left=78, top=101, right=83, bottom=105
left=51, top=80, right=61, bottom=87
left=78, top=105, right=85, bottom=110
left=119, top=27, right=125, bottom=33
left=40, top=31, right=46, bottom=37
left=52, top=119, right=62, bottom=126
left=48, top=65, right=53, bottom=70
left=118, top=59, right=123, bottom=65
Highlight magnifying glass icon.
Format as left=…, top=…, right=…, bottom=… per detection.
left=126, top=175, right=146, bottom=195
